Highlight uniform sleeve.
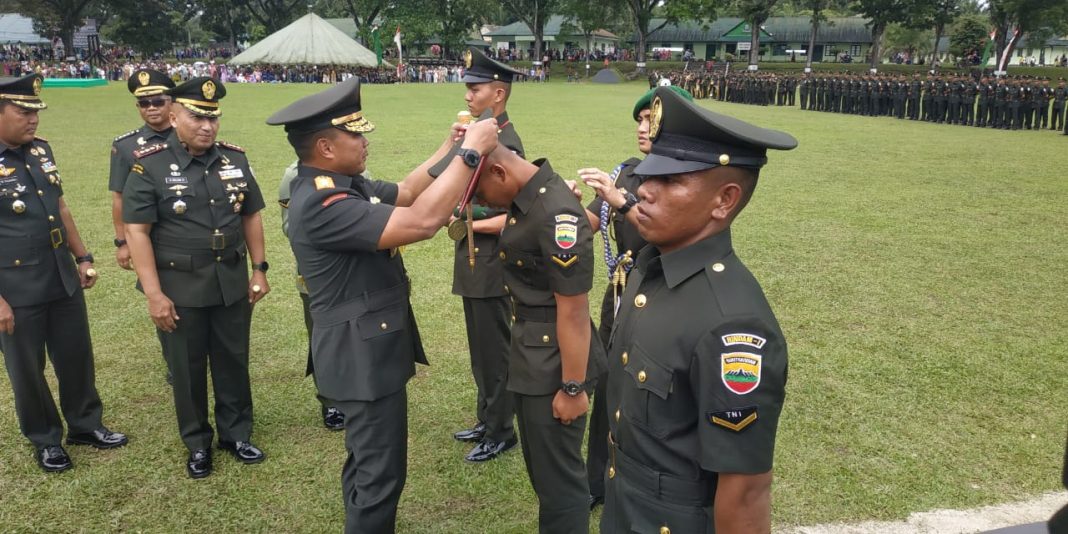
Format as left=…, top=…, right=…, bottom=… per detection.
left=367, top=179, right=399, bottom=206
left=302, top=190, right=395, bottom=252
left=426, top=143, right=460, bottom=178
left=108, top=142, right=132, bottom=193
left=537, top=201, right=593, bottom=296
left=239, top=164, right=266, bottom=216
left=278, top=163, right=297, bottom=237
left=122, top=163, right=159, bottom=224
left=690, top=319, right=787, bottom=475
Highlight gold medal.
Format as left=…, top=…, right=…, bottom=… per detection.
left=233, top=202, right=242, bottom=213
left=447, top=218, right=467, bottom=241
left=11, top=199, right=26, bottom=214
left=173, top=199, right=187, bottom=214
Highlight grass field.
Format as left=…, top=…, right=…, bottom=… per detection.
left=0, top=79, right=1065, bottom=533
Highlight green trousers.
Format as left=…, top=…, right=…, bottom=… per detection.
left=462, top=296, right=514, bottom=442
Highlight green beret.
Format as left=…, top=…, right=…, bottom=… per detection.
left=633, top=85, right=692, bottom=121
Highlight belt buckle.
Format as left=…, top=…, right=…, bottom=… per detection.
left=211, top=231, right=226, bottom=251
left=50, top=228, right=63, bottom=249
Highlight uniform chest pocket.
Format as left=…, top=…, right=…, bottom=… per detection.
left=501, top=246, right=545, bottom=287
left=622, top=342, right=684, bottom=439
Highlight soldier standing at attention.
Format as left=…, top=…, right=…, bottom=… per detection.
left=576, top=85, right=694, bottom=511
left=1052, top=79, right=1066, bottom=132
left=278, top=161, right=344, bottom=431
left=1037, top=78, right=1052, bottom=130
left=423, top=48, right=525, bottom=463
left=472, top=132, right=608, bottom=534
left=600, top=85, right=796, bottom=534
left=0, top=74, right=128, bottom=473
left=124, top=77, right=269, bottom=479
left=267, top=78, right=499, bottom=534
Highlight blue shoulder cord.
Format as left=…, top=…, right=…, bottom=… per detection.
left=599, top=163, right=635, bottom=317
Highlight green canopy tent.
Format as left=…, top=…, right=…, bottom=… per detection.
left=228, top=12, right=390, bottom=67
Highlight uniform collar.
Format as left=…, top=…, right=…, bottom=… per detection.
left=636, top=228, right=734, bottom=289
left=297, top=164, right=354, bottom=190
left=169, top=130, right=220, bottom=169
left=142, top=124, right=172, bottom=140
left=511, top=158, right=554, bottom=215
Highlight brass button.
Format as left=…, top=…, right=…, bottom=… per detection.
left=608, top=466, right=615, bottom=479
left=215, top=256, right=222, bottom=262
left=719, top=153, right=730, bottom=166
left=380, top=322, right=388, bottom=330
left=637, top=370, right=647, bottom=383
left=473, top=247, right=479, bottom=253
left=14, top=259, right=21, bottom=266
left=615, top=409, right=620, bottom=422
left=499, top=251, right=506, bottom=260
left=621, top=351, right=628, bottom=365
left=169, top=262, right=175, bottom=267
left=538, top=187, right=546, bottom=194
left=542, top=335, right=550, bottom=343
left=37, top=189, right=43, bottom=196
left=516, top=260, right=524, bottom=267
left=634, top=294, right=647, bottom=308
left=210, top=199, right=216, bottom=205
left=712, top=262, right=725, bottom=273
left=503, top=284, right=509, bottom=293
left=660, top=527, right=671, bottom=534
left=47, top=215, right=54, bottom=222
left=508, top=217, right=517, bottom=225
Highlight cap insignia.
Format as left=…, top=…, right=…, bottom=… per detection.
left=649, top=96, right=663, bottom=140
left=464, top=50, right=473, bottom=69
left=32, top=77, right=42, bottom=96
left=202, top=80, right=216, bottom=100
left=138, top=71, right=150, bottom=86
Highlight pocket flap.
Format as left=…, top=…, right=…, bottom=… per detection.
left=625, top=343, right=673, bottom=400
left=156, top=250, right=193, bottom=271
left=521, top=321, right=556, bottom=347
left=357, top=305, right=406, bottom=340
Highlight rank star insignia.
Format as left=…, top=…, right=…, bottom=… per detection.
left=314, top=176, right=335, bottom=190
left=721, top=352, right=762, bottom=395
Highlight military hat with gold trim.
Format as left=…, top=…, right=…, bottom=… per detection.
left=167, top=76, right=225, bottom=117
left=635, top=86, right=797, bottom=176
left=461, top=47, right=525, bottom=84
left=127, top=68, right=175, bottom=97
left=0, top=74, right=46, bottom=110
left=265, top=76, right=374, bottom=135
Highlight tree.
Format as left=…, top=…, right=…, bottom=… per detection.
left=15, top=0, right=97, bottom=56
left=338, top=0, right=388, bottom=45
left=883, top=22, right=932, bottom=62
left=499, top=0, right=562, bottom=62
left=103, top=0, right=186, bottom=55
left=791, top=0, right=849, bottom=70
left=623, top=0, right=718, bottom=67
left=560, top=0, right=624, bottom=58
left=948, top=12, right=988, bottom=59
left=919, top=0, right=962, bottom=67
left=198, top=0, right=253, bottom=49
left=237, top=0, right=304, bottom=34
left=390, top=0, right=492, bottom=57
left=733, top=0, right=779, bottom=67
left=851, top=0, right=923, bottom=69
left=987, top=0, right=1068, bottom=73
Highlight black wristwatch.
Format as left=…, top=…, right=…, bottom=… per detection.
left=75, top=253, right=94, bottom=264
left=561, top=380, right=584, bottom=397
left=113, top=238, right=127, bottom=248
left=457, top=148, right=481, bottom=168
left=616, top=190, right=639, bottom=215
left=252, top=261, right=270, bottom=273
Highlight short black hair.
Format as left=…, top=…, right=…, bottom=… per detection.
left=288, top=128, right=338, bottom=161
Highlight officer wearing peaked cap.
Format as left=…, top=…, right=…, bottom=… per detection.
left=0, top=74, right=129, bottom=473
left=601, top=87, right=796, bottom=533
left=416, top=45, right=526, bottom=463
left=110, top=69, right=175, bottom=273
left=123, top=76, right=270, bottom=479
left=268, top=77, right=498, bottom=534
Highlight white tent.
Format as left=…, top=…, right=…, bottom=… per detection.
left=228, top=12, right=389, bottom=67
left=0, top=14, right=49, bottom=45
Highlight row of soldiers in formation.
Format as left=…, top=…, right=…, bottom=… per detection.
left=1, top=46, right=795, bottom=534
left=656, top=69, right=1068, bottom=133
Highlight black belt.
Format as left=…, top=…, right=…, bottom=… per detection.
left=608, top=434, right=713, bottom=507
left=513, top=303, right=555, bottom=323
left=0, top=229, right=67, bottom=250
left=311, top=281, right=409, bottom=327
left=155, top=229, right=243, bottom=252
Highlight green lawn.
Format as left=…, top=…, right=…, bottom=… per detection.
left=0, top=80, right=1065, bottom=532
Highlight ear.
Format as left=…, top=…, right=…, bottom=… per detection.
left=315, top=136, right=334, bottom=160
left=710, top=180, right=743, bottom=221
left=168, top=112, right=177, bottom=128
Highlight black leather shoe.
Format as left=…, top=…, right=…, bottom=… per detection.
left=219, top=440, right=266, bottom=464
left=187, top=448, right=212, bottom=479
left=36, top=445, right=73, bottom=473
left=66, top=427, right=128, bottom=449
left=322, top=407, right=344, bottom=431
left=464, top=435, right=518, bottom=463
left=453, top=421, right=486, bottom=443
left=589, top=494, right=605, bottom=510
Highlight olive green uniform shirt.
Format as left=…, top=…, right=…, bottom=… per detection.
left=109, top=124, right=173, bottom=193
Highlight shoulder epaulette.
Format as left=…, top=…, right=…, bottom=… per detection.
left=216, top=140, right=245, bottom=153
left=114, top=129, right=139, bottom=142
left=134, top=143, right=168, bottom=158
left=33, top=135, right=47, bottom=143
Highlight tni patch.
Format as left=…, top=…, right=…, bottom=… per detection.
left=721, top=333, right=766, bottom=349
left=721, top=352, right=761, bottom=395
left=554, top=214, right=578, bottom=250
left=708, top=406, right=757, bottom=432
left=551, top=253, right=578, bottom=268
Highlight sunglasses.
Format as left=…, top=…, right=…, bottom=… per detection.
left=137, top=98, right=168, bottom=109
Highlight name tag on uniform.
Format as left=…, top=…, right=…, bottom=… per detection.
left=166, top=176, right=188, bottom=184
left=41, top=162, right=58, bottom=173
left=219, top=169, right=245, bottom=180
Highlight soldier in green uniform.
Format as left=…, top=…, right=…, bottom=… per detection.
left=470, top=136, right=608, bottom=534
left=278, top=162, right=344, bottom=431
left=0, top=74, right=128, bottom=473
left=601, top=86, right=796, bottom=533
left=416, top=47, right=525, bottom=462
left=267, top=77, right=499, bottom=534
left=576, top=85, right=693, bottom=510
left=1037, top=78, right=1051, bottom=130
left=1052, top=79, right=1066, bottom=131
left=124, top=77, right=269, bottom=479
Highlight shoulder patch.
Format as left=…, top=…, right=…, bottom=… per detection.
left=114, top=129, right=139, bottom=142
left=134, top=143, right=168, bottom=158
left=314, top=176, right=335, bottom=190
left=554, top=214, right=578, bottom=250
left=216, top=140, right=245, bottom=153
left=721, top=333, right=767, bottom=349
left=33, top=135, right=47, bottom=143
left=708, top=406, right=758, bottom=432
left=721, top=352, right=762, bottom=395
